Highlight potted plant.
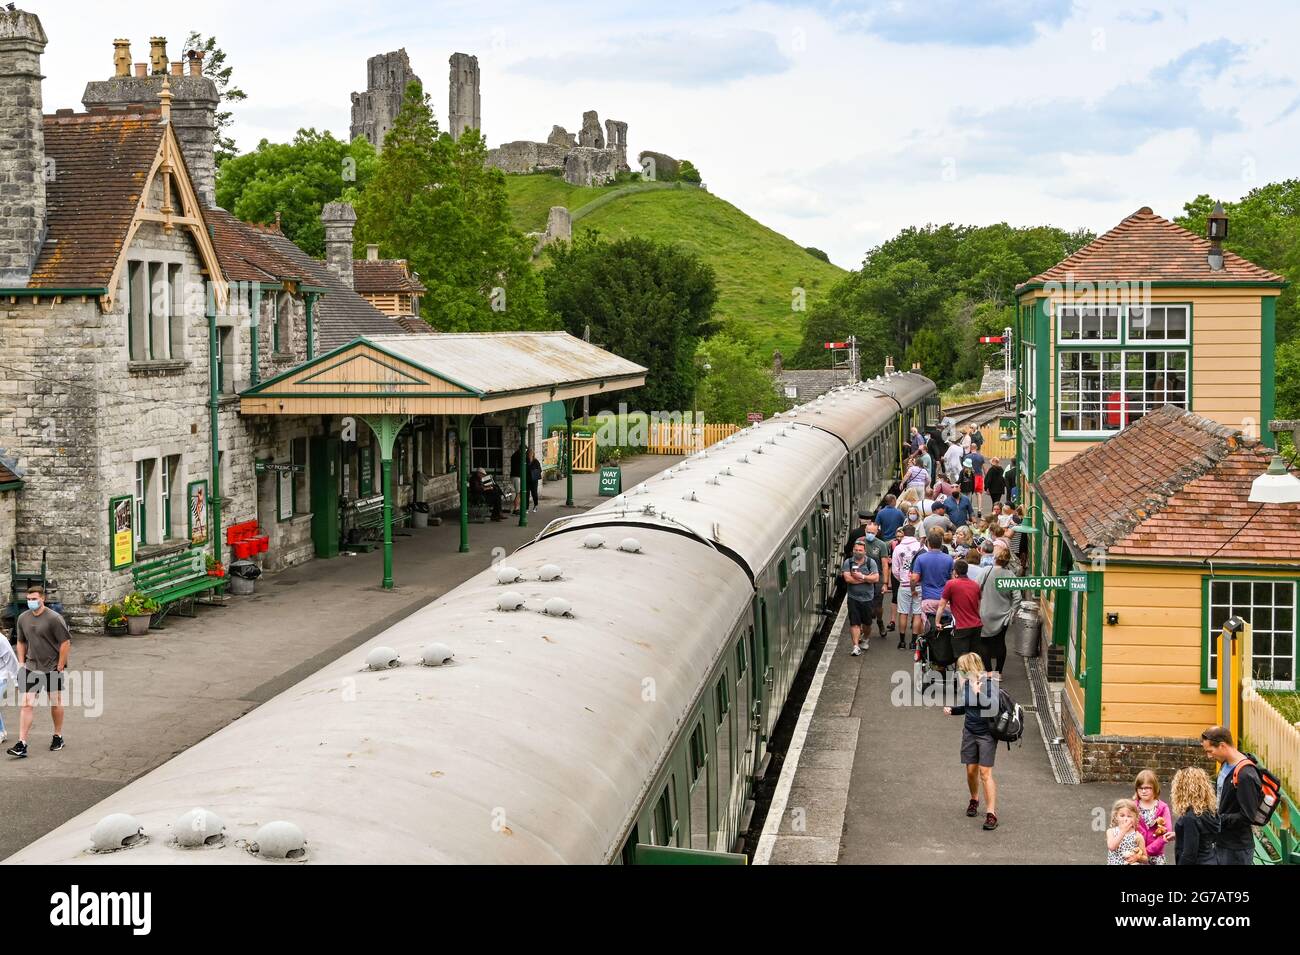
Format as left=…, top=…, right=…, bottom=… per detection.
left=205, top=553, right=225, bottom=578
left=104, top=603, right=128, bottom=637
left=120, top=591, right=160, bottom=636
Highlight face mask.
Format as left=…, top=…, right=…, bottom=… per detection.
left=866, top=533, right=876, bottom=542
left=981, top=555, right=994, bottom=566
left=27, top=599, right=40, bottom=611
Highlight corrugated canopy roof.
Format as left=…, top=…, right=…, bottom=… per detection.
left=240, top=332, right=646, bottom=417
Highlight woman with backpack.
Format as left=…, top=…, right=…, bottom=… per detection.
left=1133, top=770, right=1174, bottom=864
left=1170, top=767, right=1220, bottom=865
left=944, top=652, right=999, bottom=831
left=976, top=549, right=1020, bottom=679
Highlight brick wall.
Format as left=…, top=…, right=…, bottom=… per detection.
left=1061, top=690, right=1216, bottom=783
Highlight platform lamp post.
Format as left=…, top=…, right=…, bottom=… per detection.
left=1009, top=502, right=1042, bottom=575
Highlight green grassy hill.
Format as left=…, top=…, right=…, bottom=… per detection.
left=504, top=173, right=844, bottom=360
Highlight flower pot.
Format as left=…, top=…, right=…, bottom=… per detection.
left=126, top=614, right=152, bottom=636
left=106, top=622, right=128, bottom=637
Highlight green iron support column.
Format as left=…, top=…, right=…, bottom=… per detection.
left=305, top=292, right=317, bottom=361
left=456, top=414, right=472, bottom=553
left=564, top=397, right=579, bottom=507
left=517, top=406, right=531, bottom=528
left=206, top=285, right=223, bottom=571
left=249, top=283, right=263, bottom=387
left=360, top=414, right=411, bottom=589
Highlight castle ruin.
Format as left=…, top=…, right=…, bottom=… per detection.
left=448, top=53, right=481, bottom=139
left=487, top=107, right=630, bottom=187
left=350, top=49, right=422, bottom=149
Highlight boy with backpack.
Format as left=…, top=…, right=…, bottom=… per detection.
left=1199, top=725, right=1281, bottom=864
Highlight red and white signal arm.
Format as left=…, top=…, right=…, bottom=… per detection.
left=979, top=336, right=1005, bottom=344
left=823, top=342, right=847, bottom=349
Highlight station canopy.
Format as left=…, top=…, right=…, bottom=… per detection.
left=240, top=331, right=647, bottom=417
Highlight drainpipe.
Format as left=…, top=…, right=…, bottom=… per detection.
left=249, top=283, right=262, bottom=387
left=305, top=292, right=316, bottom=360
left=207, top=286, right=224, bottom=569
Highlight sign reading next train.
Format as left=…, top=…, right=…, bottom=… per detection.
left=996, top=573, right=1088, bottom=592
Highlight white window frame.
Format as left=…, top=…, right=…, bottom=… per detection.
left=1056, top=348, right=1189, bottom=438
left=1207, top=578, right=1296, bottom=691
left=1057, top=304, right=1121, bottom=345
left=134, top=460, right=147, bottom=544
left=1126, top=304, right=1190, bottom=345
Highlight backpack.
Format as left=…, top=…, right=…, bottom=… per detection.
left=986, top=686, right=1025, bottom=748
left=1231, top=755, right=1282, bottom=826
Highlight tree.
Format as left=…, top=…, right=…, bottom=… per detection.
left=354, top=82, right=552, bottom=332
left=183, top=33, right=246, bottom=165
left=804, top=246, right=830, bottom=263
left=696, top=333, right=784, bottom=425
left=545, top=231, right=719, bottom=411
left=215, top=130, right=377, bottom=256
left=678, top=160, right=702, bottom=184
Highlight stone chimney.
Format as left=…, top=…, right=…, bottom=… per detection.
left=82, top=37, right=219, bottom=207
left=321, top=202, right=357, bottom=289
left=0, top=7, right=48, bottom=286
left=365, top=243, right=380, bottom=261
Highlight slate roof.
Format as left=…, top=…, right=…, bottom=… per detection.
left=256, top=231, right=409, bottom=350
left=1017, top=206, right=1287, bottom=291
left=29, top=111, right=166, bottom=289
left=1036, top=406, right=1300, bottom=562
left=777, top=369, right=850, bottom=402
left=204, top=208, right=308, bottom=283
left=353, top=259, right=425, bottom=294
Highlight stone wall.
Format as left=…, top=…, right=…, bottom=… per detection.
left=486, top=140, right=566, bottom=175
left=0, top=487, right=15, bottom=620
left=564, top=146, right=617, bottom=187
left=350, top=49, right=421, bottom=150
left=1060, top=690, right=1216, bottom=783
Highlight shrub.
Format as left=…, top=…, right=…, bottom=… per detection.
left=121, top=592, right=161, bottom=617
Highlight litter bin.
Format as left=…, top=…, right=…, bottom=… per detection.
left=228, top=559, right=262, bottom=596
left=1010, top=598, right=1042, bottom=657
left=411, top=501, right=430, bottom=528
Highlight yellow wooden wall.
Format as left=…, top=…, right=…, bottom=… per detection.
left=1040, top=288, right=1273, bottom=470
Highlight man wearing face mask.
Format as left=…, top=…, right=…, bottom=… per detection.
left=6, top=586, right=71, bottom=759
left=858, top=520, right=891, bottom=641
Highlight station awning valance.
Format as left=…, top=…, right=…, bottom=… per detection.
left=239, top=331, right=647, bottom=417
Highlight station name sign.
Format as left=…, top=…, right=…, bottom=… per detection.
left=996, top=572, right=1087, bottom=592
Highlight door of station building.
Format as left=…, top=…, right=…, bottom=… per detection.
left=310, top=436, right=341, bottom=558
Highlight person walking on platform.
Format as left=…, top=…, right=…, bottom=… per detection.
left=875, top=495, right=905, bottom=540
left=935, top=559, right=981, bottom=658
left=892, top=525, right=925, bottom=649
left=6, top=586, right=71, bottom=760
left=944, top=652, right=999, bottom=831
left=842, top=539, right=880, bottom=657
left=1199, top=726, right=1263, bottom=865
left=1170, top=767, right=1221, bottom=865
left=526, top=449, right=542, bottom=513
left=984, top=458, right=1006, bottom=507
left=0, top=632, right=17, bottom=744
left=912, top=530, right=955, bottom=619
left=844, top=510, right=871, bottom=559
left=861, top=521, right=892, bottom=641
left=942, top=440, right=964, bottom=484
left=909, top=426, right=925, bottom=455
left=903, top=456, right=929, bottom=494
left=976, top=550, right=1018, bottom=678
left=922, top=502, right=954, bottom=538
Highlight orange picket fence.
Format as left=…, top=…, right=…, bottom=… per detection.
left=646, top=422, right=740, bottom=454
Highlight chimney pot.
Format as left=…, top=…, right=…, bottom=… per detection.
left=148, top=36, right=167, bottom=75
left=112, top=38, right=131, bottom=77
left=134, top=62, right=146, bottom=78
left=170, top=61, right=183, bottom=76
left=366, top=243, right=380, bottom=261
left=187, top=49, right=205, bottom=77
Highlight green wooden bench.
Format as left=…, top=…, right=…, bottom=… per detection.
left=131, top=547, right=224, bottom=628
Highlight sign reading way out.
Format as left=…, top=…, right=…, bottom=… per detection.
left=996, top=572, right=1087, bottom=593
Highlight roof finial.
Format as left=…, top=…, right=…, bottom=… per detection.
left=159, top=74, right=172, bottom=124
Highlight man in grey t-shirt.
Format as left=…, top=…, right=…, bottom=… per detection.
left=7, top=585, right=71, bottom=759
left=841, top=539, right=880, bottom=657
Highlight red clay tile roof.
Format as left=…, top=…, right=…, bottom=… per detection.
left=1037, top=406, right=1300, bottom=562
left=353, top=259, right=425, bottom=294
left=393, top=314, right=435, bottom=334
left=0, top=460, right=20, bottom=484
left=29, top=112, right=166, bottom=289
left=203, top=208, right=308, bottom=284
left=1017, top=207, right=1286, bottom=291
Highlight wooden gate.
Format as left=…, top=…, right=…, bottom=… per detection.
left=571, top=434, right=597, bottom=472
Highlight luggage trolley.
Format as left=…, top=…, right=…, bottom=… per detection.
left=913, top=609, right=957, bottom=694
left=6, top=549, right=63, bottom=637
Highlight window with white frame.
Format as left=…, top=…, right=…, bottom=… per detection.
left=134, top=460, right=149, bottom=544
left=1022, top=342, right=1037, bottom=436
left=1056, top=303, right=1190, bottom=436
left=1207, top=578, right=1295, bottom=690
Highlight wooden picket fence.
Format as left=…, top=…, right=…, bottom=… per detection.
left=646, top=422, right=740, bottom=454
left=1243, top=684, right=1300, bottom=799
left=976, top=424, right=1016, bottom=462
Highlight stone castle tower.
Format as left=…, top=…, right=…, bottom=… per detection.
left=350, top=49, right=422, bottom=149
left=448, top=52, right=480, bottom=139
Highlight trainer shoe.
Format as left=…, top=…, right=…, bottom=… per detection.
left=50, top=735, right=65, bottom=752
left=966, top=799, right=979, bottom=817
left=851, top=645, right=862, bottom=656
left=863, top=637, right=870, bottom=651
left=983, top=812, right=998, bottom=831
left=7, top=740, right=28, bottom=759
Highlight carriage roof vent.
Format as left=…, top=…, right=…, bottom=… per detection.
left=497, top=591, right=526, bottom=611
left=538, top=563, right=563, bottom=581
left=618, top=537, right=642, bottom=553
left=252, top=821, right=307, bottom=861
left=496, top=565, right=522, bottom=584
left=543, top=596, right=573, bottom=617
left=583, top=533, right=605, bottom=549
left=421, top=643, right=455, bottom=666
left=174, top=808, right=225, bottom=848
left=91, top=813, right=147, bottom=853
left=366, top=646, right=400, bottom=670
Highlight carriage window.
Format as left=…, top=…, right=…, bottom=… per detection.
left=778, top=559, right=788, bottom=592
left=736, top=637, right=747, bottom=676
left=690, top=721, right=707, bottom=782
left=652, top=777, right=678, bottom=846
left=715, top=678, right=730, bottom=726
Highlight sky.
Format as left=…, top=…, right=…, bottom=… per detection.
left=30, top=0, right=1300, bottom=269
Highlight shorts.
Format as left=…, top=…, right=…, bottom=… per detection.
left=896, top=587, right=921, bottom=616
left=953, top=626, right=981, bottom=658
left=847, top=598, right=873, bottom=627
left=19, top=667, right=63, bottom=695
left=961, top=727, right=997, bottom=767
left=921, top=598, right=943, bottom=616
left=974, top=475, right=984, bottom=493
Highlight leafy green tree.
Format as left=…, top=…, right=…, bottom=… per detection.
left=183, top=33, right=246, bottom=165
left=545, top=231, right=719, bottom=411
left=354, top=82, right=552, bottom=332
left=696, top=333, right=785, bottom=425
left=215, top=130, right=377, bottom=256
left=804, top=246, right=830, bottom=263
left=678, top=160, right=702, bottom=184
